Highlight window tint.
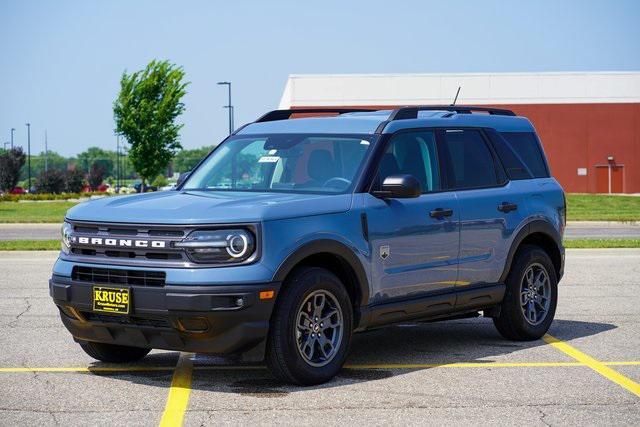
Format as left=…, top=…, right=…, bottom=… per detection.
left=444, top=129, right=498, bottom=189
left=375, top=131, right=441, bottom=193
left=499, top=132, right=549, bottom=178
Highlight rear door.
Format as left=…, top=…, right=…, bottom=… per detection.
left=364, top=130, right=460, bottom=304
left=440, top=129, right=526, bottom=287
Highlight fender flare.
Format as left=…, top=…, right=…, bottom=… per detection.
left=272, top=239, right=370, bottom=307
left=499, top=219, right=564, bottom=283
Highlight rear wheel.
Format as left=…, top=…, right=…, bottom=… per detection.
left=493, top=245, right=558, bottom=340
left=266, top=267, right=353, bottom=385
left=79, top=341, right=151, bottom=363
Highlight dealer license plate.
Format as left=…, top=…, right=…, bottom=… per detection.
left=92, top=286, right=130, bottom=314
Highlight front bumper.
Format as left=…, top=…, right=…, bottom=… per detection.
left=50, top=275, right=280, bottom=360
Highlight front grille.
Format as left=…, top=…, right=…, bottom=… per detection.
left=66, top=220, right=189, bottom=266
left=72, top=266, right=166, bottom=287
left=81, top=312, right=171, bottom=328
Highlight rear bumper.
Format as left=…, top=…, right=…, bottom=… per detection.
left=49, top=275, right=280, bottom=360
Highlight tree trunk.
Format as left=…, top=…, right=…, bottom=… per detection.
left=140, top=178, right=146, bottom=193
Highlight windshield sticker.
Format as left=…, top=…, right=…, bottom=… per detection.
left=360, top=140, right=370, bottom=145
left=258, top=156, right=280, bottom=163
left=268, top=149, right=278, bottom=155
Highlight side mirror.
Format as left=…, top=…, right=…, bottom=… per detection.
left=177, top=171, right=191, bottom=188
left=373, top=174, right=421, bottom=199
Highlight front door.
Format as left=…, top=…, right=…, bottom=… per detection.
left=365, top=130, right=460, bottom=304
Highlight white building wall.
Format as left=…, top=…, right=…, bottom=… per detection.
left=278, top=72, right=640, bottom=108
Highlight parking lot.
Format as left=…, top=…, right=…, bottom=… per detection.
left=1, top=249, right=639, bottom=426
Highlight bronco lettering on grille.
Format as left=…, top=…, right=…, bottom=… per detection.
left=71, top=236, right=166, bottom=248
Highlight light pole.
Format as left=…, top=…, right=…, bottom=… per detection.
left=217, top=81, right=234, bottom=134
left=44, top=130, right=49, bottom=172
left=25, top=123, right=31, bottom=192
left=3, top=142, right=9, bottom=150
left=10, top=128, right=15, bottom=149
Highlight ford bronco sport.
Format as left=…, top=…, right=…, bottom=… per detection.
left=50, top=106, right=565, bottom=385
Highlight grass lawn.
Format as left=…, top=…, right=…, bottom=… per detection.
left=566, top=194, right=640, bottom=221
left=0, top=240, right=60, bottom=250
left=563, top=239, right=640, bottom=249
left=0, top=194, right=638, bottom=223
left=0, top=201, right=76, bottom=223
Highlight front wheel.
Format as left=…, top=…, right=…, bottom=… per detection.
left=266, top=267, right=353, bottom=385
left=493, top=245, right=558, bottom=341
left=79, top=341, right=151, bottom=363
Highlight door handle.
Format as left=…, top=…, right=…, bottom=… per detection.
left=498, top=202, right=518, bottom=213
left=429, top=208, right=453, bottom=218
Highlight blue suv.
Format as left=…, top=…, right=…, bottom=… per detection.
left=50, top=106, right=565, bottom=385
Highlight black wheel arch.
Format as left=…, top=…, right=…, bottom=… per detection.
left=272, top=239, right=370, bottom=324
left=500, top=220, right=564, bottom=283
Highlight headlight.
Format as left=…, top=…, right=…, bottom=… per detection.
left=61, top=222, right=72, bottom=254
left=176, top=229, right=256, bottom=264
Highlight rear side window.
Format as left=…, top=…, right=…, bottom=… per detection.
left=443, top=129, right=499, bottom=189
left=497, top=132, right=549, bottom=179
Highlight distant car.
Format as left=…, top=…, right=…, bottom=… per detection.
left=51, top=105, right=565, bottom=385
left=10, top=187, right=26, bottom=195
left=97, top=184, right=109, bottom=192
left=159, top=183, right=177, bottom=191
left=133, top=182, right=157, bottom=193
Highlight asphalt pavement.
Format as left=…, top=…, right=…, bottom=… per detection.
left=1, top=221, right=640, bottom=240
left=0, top=249, right=639, bottom=425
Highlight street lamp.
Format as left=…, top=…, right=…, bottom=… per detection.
left=10, top=128, right=15, bottom=149
left=3, top=142, right=9, bottom=150
left=25, top=123, right=31, bottom=192
left=217, top=81, right=234, bottom=135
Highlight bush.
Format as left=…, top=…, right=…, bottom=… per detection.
left=65, top=169, right=85, bottom=193
left=88, top=162, right=107, bottom=190
left=0, top=192, right=109, bottom=202
left=36, top=170, right=66, bottom=194
left=152, top=174, right=168, bottom=188
left=0, top=148, right=27, bottom=192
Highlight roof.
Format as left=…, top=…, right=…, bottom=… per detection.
left=237, top=108, right=535, bottom=135
left=279, top=71, right=640, bottom=107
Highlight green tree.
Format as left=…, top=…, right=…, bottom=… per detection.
left=0, top=148, right=26, bottom=192
left=76, top=147, right=115, bottom=176
left=113, top=60, right=189, bottom=191
left=20, top=151, right=69, bottom=180
left=172, top=146, right=213, bottom=173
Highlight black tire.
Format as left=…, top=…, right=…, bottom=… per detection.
left=79, top=341, right=151, bottom=363
left=266, top=267, right=353, bottom=385
left=493, top=245, right=558, bottom=341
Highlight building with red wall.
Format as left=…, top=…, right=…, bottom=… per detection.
left=278, top=72, right=640, bottom=193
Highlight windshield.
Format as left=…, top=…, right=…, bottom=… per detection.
left=184, top=134, right=375, bottom=194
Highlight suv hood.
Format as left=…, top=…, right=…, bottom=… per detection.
left=65, top=191, right=353, bottom=225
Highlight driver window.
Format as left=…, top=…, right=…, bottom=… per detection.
left=375, top=131, right=441, bottom=193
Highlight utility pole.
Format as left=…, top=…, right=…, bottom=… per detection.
left=116, top=134, right=120, bottom=189
left=217, top=81, right=234, bottom=134
left=10, top=128, right=15, bottom=149
left=25, top=123, right=31, bottom=192
left=44, top=130, right=49, bottom=172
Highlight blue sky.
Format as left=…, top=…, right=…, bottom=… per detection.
left=1, top=0, right=639, bottom=157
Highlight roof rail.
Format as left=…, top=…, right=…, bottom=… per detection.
left=255, top=108, right=377, bottom=123
left=388, top=105, right=516, bottom=120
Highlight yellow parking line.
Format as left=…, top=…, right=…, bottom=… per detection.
left=0, top=360, right=639, bottom=374
left=543, top=334, right=640, bottom=398
left=159, top=353, right=194, bottom=427
left=344, top=362, right=584, bottom=369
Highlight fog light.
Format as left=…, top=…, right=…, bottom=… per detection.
left=235, top=297, right=244, bottom=307
left=178, top=316, right=209, bottom=332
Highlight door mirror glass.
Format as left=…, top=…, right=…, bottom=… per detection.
left=373, top=174, right=421, bottom=198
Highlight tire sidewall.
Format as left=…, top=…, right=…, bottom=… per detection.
left=274, top=268, right=353, bottom=384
